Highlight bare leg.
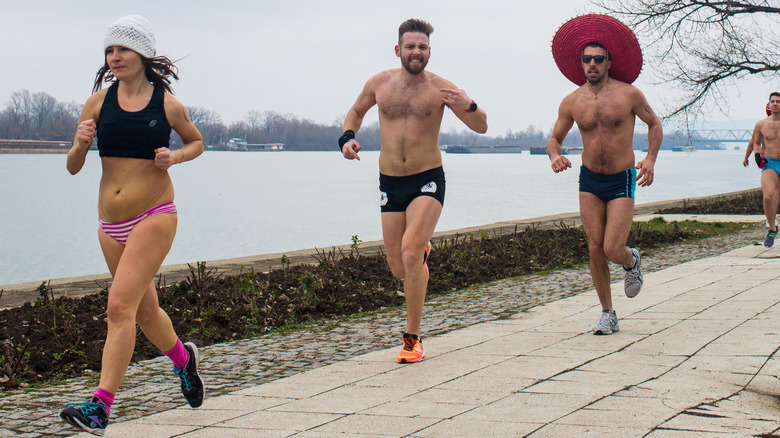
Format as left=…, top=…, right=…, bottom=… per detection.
left=382, top=212, right=406, bottom=280
left=97, top=213, right=177, bottom=393
left=580, top=193, right=612, bottom=311
left=761, top=169, right=780, bottom=231
left=579, top=194, right=635, bottom=311
left=381, top=197, right=442, bottom=336
left=603, top=197, right=636, bottom=269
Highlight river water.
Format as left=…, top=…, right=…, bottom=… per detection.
left=0, top=149, right=757, bottom=284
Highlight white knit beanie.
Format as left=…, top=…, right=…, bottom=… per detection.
left=104, top=15, right=156, bottom=58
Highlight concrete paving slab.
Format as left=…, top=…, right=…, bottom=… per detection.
left=412, top=418, right=544, bottom=437
left=529, top=424, right=650, bottom=437
left=659, top=411, right=780, bottom=435
left=452, top=331, right=574, bottom=356
left=359, top=398, right=477, bottom=419
left=73, top=423, right=198, bottom=437
left=216, top=410, right=341, bottom=431
left=304, top=413, right=438, bottom=436
left=646, top=431, right=735, bottom=437
left=585, top=394, right=679, bottom=419
left=353, top=364, right=485, bottom=391
left=460, top=391, right=600, bottom=424
left=557, top=406, right=669, bottom=431
left=268, top=384, right=418, bottom=414
left=294, top=431, right=397, bottom=438
left=521, top=377, right=631, bottom=396
left=431, top=373, right=535, bottom=394
left=132, top=407, right=250, bottom=427
left=181, top=427, right=293, bottom=438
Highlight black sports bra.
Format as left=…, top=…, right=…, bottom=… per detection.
left=97, top=82, right=171, bottom=159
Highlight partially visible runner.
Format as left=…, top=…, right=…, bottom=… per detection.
left=748, top=92, right=780, bottom=247
left=547, top=14, right=662, bottom=335
left=742, top=102, right=770, bottom=168
left=340, top=18, right=487, bottom=363
left=60, top=15, right=205, bottom=435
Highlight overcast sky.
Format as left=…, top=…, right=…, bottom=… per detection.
left=2, top=1, right=778, bottom=137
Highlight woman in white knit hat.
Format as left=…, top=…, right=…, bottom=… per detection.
left=60, top=15, right=205, bottom=435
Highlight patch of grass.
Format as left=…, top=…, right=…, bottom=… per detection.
left=656, top=189, right=763, bottom=215
left=630, top=217, right=744, bottom=245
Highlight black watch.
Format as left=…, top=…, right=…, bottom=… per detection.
left=465, top=101, right=478, bottom=113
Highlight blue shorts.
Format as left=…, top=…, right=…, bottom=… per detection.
left=579, top=165, right=636, bottom=202
left=763, top=157, right=780, bottom=176
left=379, top=166, right=446, bottom=213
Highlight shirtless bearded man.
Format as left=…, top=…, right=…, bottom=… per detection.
left=340, top=18, right=488, bottom=362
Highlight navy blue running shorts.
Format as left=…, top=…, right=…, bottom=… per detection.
left=579, top=164, right=636, bottom=202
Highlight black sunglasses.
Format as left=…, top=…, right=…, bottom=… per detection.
left=581, top=55, right=607, bottom=64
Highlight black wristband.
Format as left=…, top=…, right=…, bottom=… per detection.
left=338, top=130, right=355, bottom=151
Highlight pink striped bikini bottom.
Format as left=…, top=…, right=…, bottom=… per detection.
left=99, top=201, right=177, bottom=245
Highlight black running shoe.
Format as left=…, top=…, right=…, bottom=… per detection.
left=174, top=341, right=204, bottom=408
left=60, top=397, right=108, bottom=436
left=765, top=229, right=777, bottom=248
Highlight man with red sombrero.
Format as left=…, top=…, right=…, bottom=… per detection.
left=547, top=14, right=663, bottom=335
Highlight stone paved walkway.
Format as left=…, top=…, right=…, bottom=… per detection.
left=0, top=217, right=773, bottom=437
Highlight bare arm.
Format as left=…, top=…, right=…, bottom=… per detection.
left=156, top=95, right=204, bottom=170
left=340, top=76, right=378, bottom=160
left=546, top=97, right=574, bottom=173
left=66, top=91, right=104, bottom=175
left=749, top=121, right=767, bottom=168
left=440, top=86, right=487, bottom=134
left=343, top=83, right=376, bottom=133
left=633, top=90, right=663, bottom=187
left=743, top=136, right=755, bottom=167
left=743, top=128, right=761, bottom=167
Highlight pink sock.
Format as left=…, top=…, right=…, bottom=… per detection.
left=164, top=339, right=190, bottom=369
left=93, top=388, right=114, bottom=414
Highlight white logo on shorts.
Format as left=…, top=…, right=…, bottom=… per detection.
left=421, top=182, right=437, bottom=193
left=380, top=191, right=388, bottom=206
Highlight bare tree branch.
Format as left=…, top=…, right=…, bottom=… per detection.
left=592, top=0, right=780, bottom=123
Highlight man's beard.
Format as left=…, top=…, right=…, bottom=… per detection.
left=402, top=57, right=427, bottom=75
left=586, top=70, right=607, bottom=85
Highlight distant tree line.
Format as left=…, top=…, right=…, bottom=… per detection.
left=0, top=89, right=721, bottom=151
left=0, top=90, right=81, bottom=141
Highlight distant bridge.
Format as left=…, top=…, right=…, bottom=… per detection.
left=688, top=129, right=752, bottom=143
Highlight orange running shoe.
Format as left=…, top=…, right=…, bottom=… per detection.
left=398, top=333, right=424, bottom=363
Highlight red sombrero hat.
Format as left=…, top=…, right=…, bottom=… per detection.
left=552, top=14, right=642, bottom=86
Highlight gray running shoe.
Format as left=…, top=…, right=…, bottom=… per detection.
left=592, top=310, right=619, bottom=335
left=624, top=248, right=643, bottom=298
